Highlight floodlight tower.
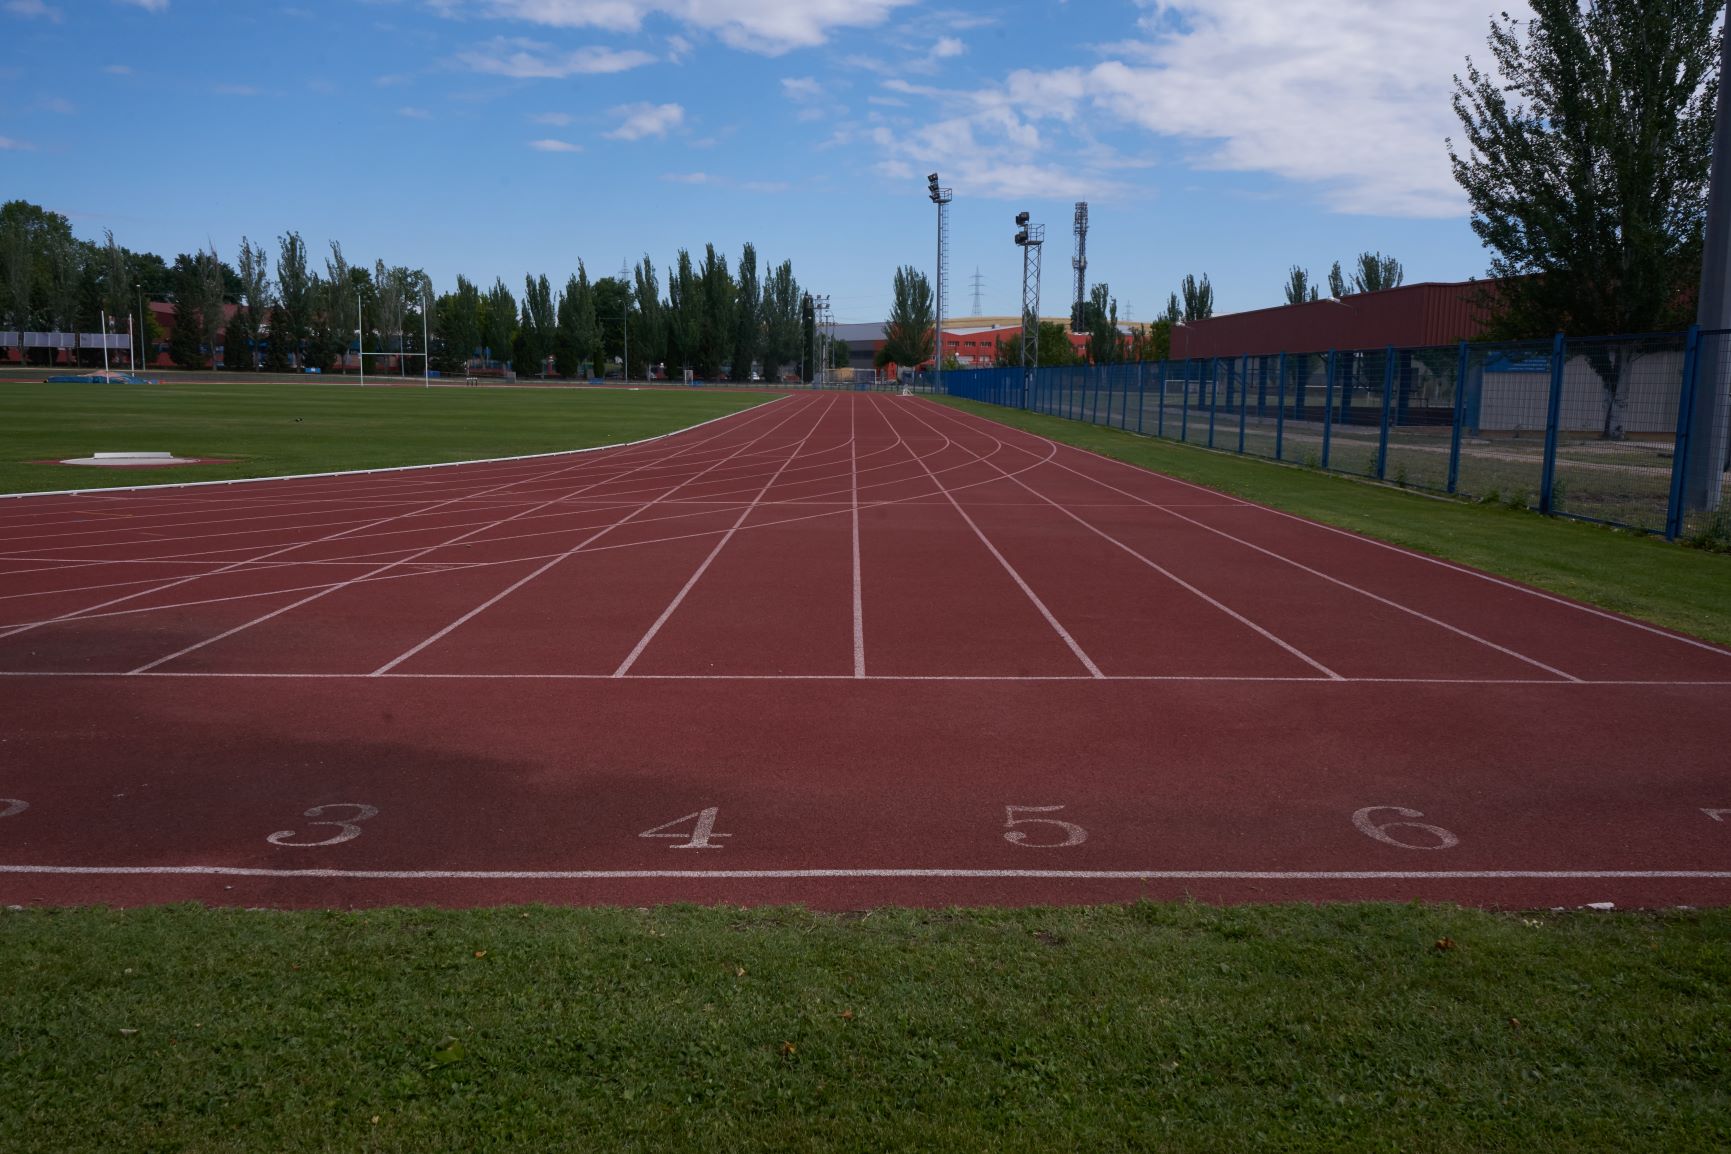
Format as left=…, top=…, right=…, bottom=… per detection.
left=1071, top=202, right=1089, bottom=334
left=1014, top=211, right=1045, bottom=409
left=1687, top=18, right=1731, bottom=514
left=927, top=172, right=953, bottom=391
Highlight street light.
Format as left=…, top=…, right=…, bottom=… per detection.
left=1012, top=211, right=1044, bottom=407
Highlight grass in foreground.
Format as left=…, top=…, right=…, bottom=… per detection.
left=0, top=381, right=770, bottom=494
left=937, top=397, right=1731, bottom=647
left=2, top=903, right=1726, bottom=1152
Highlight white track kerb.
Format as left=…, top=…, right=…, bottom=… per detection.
left=0, top=397, right=785, bottom=502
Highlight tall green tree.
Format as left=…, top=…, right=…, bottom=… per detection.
left=730, top=242, right=761, bottom=382
left=275, top=232, right=312, bottom=367
left=632, top=256, right=664, bottom=378
left=236, top=236, right=271, bottom=349
left=515, top=273, right=555, bottom=377
left=434, top=274, right=480, bottom=375
left=1284, top=266, right=1321, bottom=305
left=313, top=241, right=357, bottom=373
left=1327, top=261, right=1348, bottom=299
left=759, top=259, right=801, bottom=381
left=594, top=275, right=632, bottom=374
left=1084, top=282, right=1121, bottom=365
left=1448, top=0, right=1718, bottom=435
left=482, top=278, right=516, bottom=369
left=555, top=264, right=598, bottom=378
left=695, top=244, right=734, bottom=379
left=168, top=254, right=206, bottom=369
left=1179, top=273, right=1214, bottom=322
left=1351, top=251, right=1404, bottom=294
left=666, top=249, right=701, bottom=372
left=877, top=265, right=934, bottom=371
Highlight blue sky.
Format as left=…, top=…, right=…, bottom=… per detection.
left=0, top=0, right=1525, bottom=323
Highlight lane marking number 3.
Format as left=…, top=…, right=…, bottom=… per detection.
left=268, top=804, right=379, bottom=847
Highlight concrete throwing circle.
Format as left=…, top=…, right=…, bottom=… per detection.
left=56, top=452, right=225, bottom=468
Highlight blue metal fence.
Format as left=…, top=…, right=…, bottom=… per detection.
left=942, top=330, right=1731, bottom=541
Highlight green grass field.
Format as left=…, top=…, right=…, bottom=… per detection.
left=0, top=380, right=771, bottom=495
left=936, top=397, right=1731, bottom=647
left=4, top=903, right=1727, bottom=1153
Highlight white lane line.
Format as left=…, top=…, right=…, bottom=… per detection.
left=931, top=404, right=1580, bottom=683
left=941, top=398, right=1731, bottom=661
left=613, top=396, right=841, bottom=678
left=901, top=402, right=1341, bottom=681
left=0, top=402, right=790, bottom=643
left=0, top=864, right=1726, bottom=881
left=878, top=394, right=1106, bottom=679
left=2, top=670, right=1729, bottom=684
left=373, top=395, right=827, bottom=675
left=851, top=393, right=866, bottom=679
left=128, top=414, right=781, bottom=674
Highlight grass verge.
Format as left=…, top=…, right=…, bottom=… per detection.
left=937, top=397, right=1731, bottom=647
left=3, top=903, right=1727, bottom=1152
left=0, top=382, right=771, bottom=495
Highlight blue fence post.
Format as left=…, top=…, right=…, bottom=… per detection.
left=1206, top=358, right=1219, bottom=447
left=1157, top=361, right=1169, bottom=437
left=1180, top=360, right=1192, bottom=441
left=1137, top=362, right=1146, bottom=434
left=1376, top=346, right=1395, bottom=480
left=1236, top=356, right=1249, bottom=453
left=1448, top=341, right=1469, bottom=494
left=1321, top=350, right=1336, bottom=469
left=1666, top=325, right=1702, bottom=540
left=1275, top=352, right=1288, bottom=460
left=1120, top=364, right=1131, bottom=430
left=1539, top=332, right=1567, bottom=515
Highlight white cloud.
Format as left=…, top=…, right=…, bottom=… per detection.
left=399, top=106, right=433, bottom=119
left=103, top=64, right=133, bottom=75
left=38, top=95, right=75, bottom=114
left=456, top=36, right=655, bottom=77
left=116, top=0, right=169, bottom=11
left=529, top=137, right=582, bottom=151
left=781, top=76, right=821, bottom=102
left=605, top=101, right=683, bottom=140
left=453, top=0, right=915, bottom=56
left=0, top=136, right=35, bottom=151
left=4, top=0, right=61, bottom=19
left=997, top=0, right=1530, bottom=217
left=663, top=171, right=710, bottom=184
left=931, top=36, right=965, bottom=59
left=666, top=33, right=691, bottom=62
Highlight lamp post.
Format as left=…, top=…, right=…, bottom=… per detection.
left=135, top=284, right=146, bottom=372
left=926, top=173, right=953, bottom=392
left=1013, top=211, right=1044, bottom=408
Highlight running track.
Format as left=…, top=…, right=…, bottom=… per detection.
left=1, top=392, right=1728, bottom=909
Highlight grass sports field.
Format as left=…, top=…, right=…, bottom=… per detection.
left=0, top=378, right=770, bottom=494
left=2, top=380, right=1728, bottom=1150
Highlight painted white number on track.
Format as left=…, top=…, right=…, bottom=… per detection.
left=1352, top=806, right=1459, bottom=851
left=0, top=799, right=27, bottom=820
left=640, top=808, right=730, bottom=851
left=267, top=804, right=380, bottom=848
left=1003, top=805, right=1088, bottom=848
left=1705, top=809, right=1731, bottom=823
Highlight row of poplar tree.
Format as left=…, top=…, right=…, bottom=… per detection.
left=0, top=200, right=815, bottom=381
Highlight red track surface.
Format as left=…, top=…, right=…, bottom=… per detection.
left=1, top=392, right=1729, bottom=909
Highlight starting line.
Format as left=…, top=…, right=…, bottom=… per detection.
left=1, top=865, right=1729, bottom=881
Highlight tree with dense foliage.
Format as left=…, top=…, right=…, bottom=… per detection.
left=515, top=273, right=554, bottom=378
left=1084, top=282, right=1122, bottom=364
left=1351, top=252, right=1404, bottom=294
left=759, top=259, right=801, bottom=381
left=666, top=249, right=700, bottom=372
left=555, top=265, right=597, bottom=378
left=730, top=243, right=761, bottom=382
left=1179, top=273, right=1214, bottom=322
left=275, top=232, right=312, bottom=368
left=482, top=278, right=516, bottom=369
left=877, top=265, right=934, bottom=370
left=1448, top=0, right=1719, bottom=436
left=1284, top=266, right=1320, bottom=305
left=694, top=245, right=733, bottom=379
left=434, top=274, right=480, bottom=375
left=1327, top=261, right=1348, bottom=299
left=995, top=322, right=1083, bottom=368
left=632, top=256, right=664, bottom=378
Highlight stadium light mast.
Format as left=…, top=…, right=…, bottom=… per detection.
left=1014, top=211, right=1045, bottom=410
left=927, top=173, right=953, bottom=392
